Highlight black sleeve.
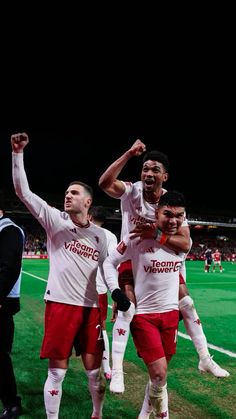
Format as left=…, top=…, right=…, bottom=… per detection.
left=112, top=288, right=131, bottom=312
left=0, top=226, right=24, bottom=305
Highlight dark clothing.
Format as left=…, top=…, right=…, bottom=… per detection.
left=0, top=312, right=17, bottom=406
left=205, top=250, right=212, bottom=258
left=0, top=216, right=24, bottom=409
left=0, top=223, right=23, bottom=309
left=205, top=249, right=212, bottom=265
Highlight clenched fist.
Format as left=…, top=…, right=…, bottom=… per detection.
left=11, top=133, right=29, bottom=153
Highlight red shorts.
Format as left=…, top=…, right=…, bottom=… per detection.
left=118, top=260, right=134, bottom=288
left=40, top=301, right=104, bottom=360
left=130, top=310, right=179, bottom=364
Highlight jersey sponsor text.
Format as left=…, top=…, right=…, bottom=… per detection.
left=64, top=240, right=99, bottom=261
left=144, top=260, right=182, bottom=273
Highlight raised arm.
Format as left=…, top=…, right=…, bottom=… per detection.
left=98, top=139, right=146, bottom=198
left=11, top=133, right=31, bottom=201
left=11, top=132, right=29, bottom=153
left=11, top=133, right=56, bottom=231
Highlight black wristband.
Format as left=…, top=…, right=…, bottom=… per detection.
left=112, top=288, right=131, bottom=312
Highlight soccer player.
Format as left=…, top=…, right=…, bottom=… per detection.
left=104, top=191, right=187, bottom=419
left=11, top=133, right=130, bottom=419
left=99, top=139, right=229, bottom=394
left=212, top=249, right=223, bottom=272
left=0, top=200, right=24, bottom=419
left=88, top=206, right=118, bottom=380
left=204, top=247, right=213, bottom=273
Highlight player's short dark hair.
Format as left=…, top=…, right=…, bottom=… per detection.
left=142, top=150, right=170, bottom=172
left=69, top=181, right=93, bottom=199
left=159, top=190, right=186, bottom=208
left=89, top=206, right=107, bottom=223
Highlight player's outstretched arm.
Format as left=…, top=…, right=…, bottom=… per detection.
left=98, top=139, right=146, bottom=198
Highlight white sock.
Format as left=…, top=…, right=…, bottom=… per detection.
left=179, top=296, right=209, bottom=359
left=148, top=381, right=168, bottom=419
left=44, top=368, right=67, bottom=419
left=112, top=302, right=135, bottom=371
left=102, top=330, right=111, bottom=374
left=138, top=383, right=153, bottom=419
left=86, top=368, right=106, bottom=418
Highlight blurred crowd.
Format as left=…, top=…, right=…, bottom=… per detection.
left=19, top=220, right=236, bottom=262
left=187, top=234, right=236, bottom=261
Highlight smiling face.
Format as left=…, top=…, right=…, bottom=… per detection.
left=141, top=160, right=169, bottom=193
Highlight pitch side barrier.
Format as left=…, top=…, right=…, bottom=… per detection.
left=23, top=253, right=48, bottom=259
left=188, top=220, right=236, bottom=228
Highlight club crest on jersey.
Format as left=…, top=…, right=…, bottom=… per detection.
left=117, top=241, right=127, bottom=255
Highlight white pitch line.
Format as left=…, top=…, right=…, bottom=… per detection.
left=189, top=282, right=236, bottom=285
left=23, top=271, right=236, bottom=358
left=22, top=271, right=47, bottom=282
left=177, top=331, right=236, bottom=358
left=108, top=304, right=236, bottom=359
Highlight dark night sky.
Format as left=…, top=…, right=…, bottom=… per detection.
left=0, top=121, right=234, bottom=215
left=1, top=7, right=234, bottom=216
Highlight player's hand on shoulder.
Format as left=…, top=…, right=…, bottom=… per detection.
left=130, top=223, right=156, bottom=244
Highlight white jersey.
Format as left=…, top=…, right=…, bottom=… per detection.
left=119, top=180, right=188, bottom=280
left=104, top=235, right=184, bottom=314
left=120, top=181, right=188, bottom=239
left=12, top=153, right=108, bottom=307
left=119, top=181, right=167, bottom=239
left=95, top=227, right=118, bottom=294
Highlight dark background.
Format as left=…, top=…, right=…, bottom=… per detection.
left=0, top=124, right=234, bottom=215
left=1, top=5, right=234, bottom=216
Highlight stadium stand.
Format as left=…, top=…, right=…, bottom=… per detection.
left=2, top=189, right=236, bottom=261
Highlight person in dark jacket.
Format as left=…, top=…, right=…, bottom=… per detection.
left=0, top=195, right=24, bottom=419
